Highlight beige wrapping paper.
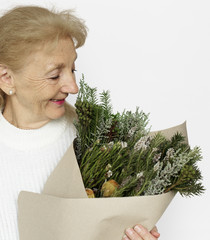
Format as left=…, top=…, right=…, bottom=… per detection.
left=17, top=121, right=188, bottom=240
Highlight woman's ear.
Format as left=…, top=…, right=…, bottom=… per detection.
left=0, top=65, right=15, bottom=95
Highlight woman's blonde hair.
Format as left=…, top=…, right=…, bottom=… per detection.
left=0, top=5, right=88, bottom=112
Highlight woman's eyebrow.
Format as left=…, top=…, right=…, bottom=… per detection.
left=45, top=54, right=77, bottom=75
left=45, top=63, right=64, bottom=75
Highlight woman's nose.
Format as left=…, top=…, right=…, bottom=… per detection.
left=61, top=73, right=79, bottom=94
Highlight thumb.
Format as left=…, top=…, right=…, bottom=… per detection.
left=150, top=226, right=160, bottom=238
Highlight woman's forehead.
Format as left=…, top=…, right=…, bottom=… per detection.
left=23, top=39, right=77, bottom=72
left=45, top=53, right=77, bottom=74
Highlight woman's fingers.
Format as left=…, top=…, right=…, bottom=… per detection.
left=150, top=226, right=160, bottom=238
left=122, top=235, right=130, bottom=240
left=122, top=224, right=159, bottom=240
left=123, top=228, right=143, bottom=240
left=133, top=224, right=157, bottom=240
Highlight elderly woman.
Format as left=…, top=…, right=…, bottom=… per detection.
left=0, top=5, right=160, bottom=240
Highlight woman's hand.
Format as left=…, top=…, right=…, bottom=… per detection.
left=122, top=225, right=160, bottom=240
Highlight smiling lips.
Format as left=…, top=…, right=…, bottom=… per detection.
left=50, top=99, right=65, bottom=105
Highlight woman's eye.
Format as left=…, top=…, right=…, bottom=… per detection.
left=50, top=75, right=60, bottom=80
left=50, top=70, right=76, bottom=79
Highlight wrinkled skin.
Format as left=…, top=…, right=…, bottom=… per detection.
left=0, top=38, right=78, bottom=129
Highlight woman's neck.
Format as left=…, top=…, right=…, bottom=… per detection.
left=2, top=99, right=50, bottom=130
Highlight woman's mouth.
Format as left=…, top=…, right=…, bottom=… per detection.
left=50, top=99, right=65, bottom=105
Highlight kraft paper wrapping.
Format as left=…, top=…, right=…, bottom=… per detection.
left=17, top=121, right=188, bottom=240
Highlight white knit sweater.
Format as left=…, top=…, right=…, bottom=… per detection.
left=0, top=108, right=77, bottom=240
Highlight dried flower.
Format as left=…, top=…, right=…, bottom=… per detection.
left=101, top=180, right=119, bottom=197
left=153, top=153, right=161, bottom=163
left=145, top=148, right=194, bottom=195
left=101, top=145, right=107, bottom=151
left=120, top=141, right=128, bottom=149
left=164, top=148, right=175, bottom=161
left=86, top=188, right=95, bottom=198
left=106, top=170, right=113, bottom=178
left=136, top=172, right=144, bottom=179
left=105, top=164, right=112, bottom=171
left=120, top=176, right=132, bottom=187
left=107, top=141, right=114, bottom=149
left=128, top=126, right=138, bottom=137
left=152, top=147, right=158, bottom=153
left=153, top=161, right=161, bottom=172
left=134, top=177, right=145, bottom=193
left=134, top=136, right=151, bottom=152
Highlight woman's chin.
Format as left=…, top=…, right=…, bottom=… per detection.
left=47, top=106, right=66, bottom=120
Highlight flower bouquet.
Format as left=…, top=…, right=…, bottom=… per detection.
left=17, top=76, right=204, bottom=240
left=74, top=77, right=204, bottom=199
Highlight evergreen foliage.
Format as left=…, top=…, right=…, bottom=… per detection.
left=73, top=77, right=205, bottom=198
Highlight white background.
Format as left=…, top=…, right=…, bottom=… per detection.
left=1, top=0, right=210, bottom=239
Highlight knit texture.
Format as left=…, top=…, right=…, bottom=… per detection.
left=0, top=108, right=77, bottom=240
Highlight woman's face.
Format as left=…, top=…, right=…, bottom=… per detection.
left=7, top=38, right=78, bottom=127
